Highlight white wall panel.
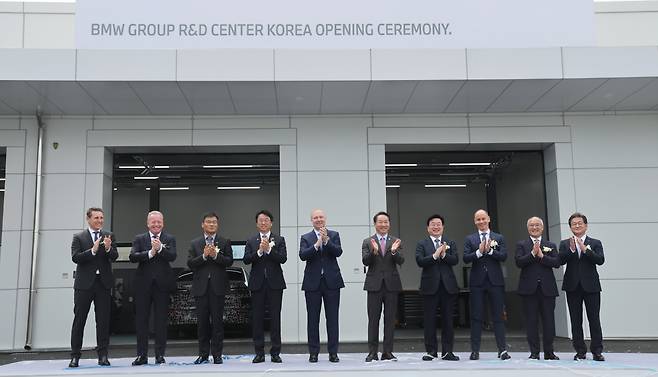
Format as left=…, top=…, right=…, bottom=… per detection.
left=545, top=169, right=576, bottom=230
left=0, top=130, right=26, bottom=147
left=177, top=49, right=274, bottom=81
left=468, top=114, right=564, bottom=128
left=93, top=117, right=192, bottom=130
left=42, top=118, right=91, bottom=174
left=23, top=14, right=74, bottom=49
left=193, top=128, right=295, bottom=146
left=469, top=126, right=570, bottom=144
left=373, top=115, right=467, bottom=129
left=279, top=226, right=300, bottom=286
left=280, top=283, right=300, bottom=343
left=279, top=172, right=298, bottom=228
left=574, top=168, right=657, bottom=223
left=88, top=130, right=192, bottom=147
left=337, top=282, right=368, bottom=342
left=568, top=114, right=658, bottom=168
left=294, top=117, right=369, bottom=171
left=599, top=280, right=658, bottom=338
left=35, top=230, right=77, bottom=289
left=563, top=47, right=658, bottom=78
left=371, top=49, right=466, bottom=80
left=0, top=14, right=22, bottom=48
left=0, top=50, right=75, bottom=80
left=368, top=127, right=469, bottom=145
left=0, top=290, right=18, bottom=350
left=0, top=231, right=21, bottom=289
left=1, top=173, right=25, bottom=231
left=275, top=50, right=370, bottom=81
left=194, top=116, right=289, bottom=130
left=543, top=142, right=573, bottom=174
left=39, top=173, right=85, bottom=230
left=77, top=50, right=176, bottom=81
left=467, top=48, right=562, bottom=80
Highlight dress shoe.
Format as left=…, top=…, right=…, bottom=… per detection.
left=422, top=352, right=437, bottom=361
left=441, top=352, right=460, bottom=361
left=498, top=350, right=511, bottom=360
left=309, top=353, right=318, bottom=363
left=194, top=355, right=209, bottom=364
left=252, top=354, right=265, bottom=363
left=529, top=353, right=540, bottom=360
left=68, top=357, right=79, bottom=368
left=380, top=352, right=397, bottom=361
left=544, top=352, right=560, bottom=360
left=593, top=353, right=605, bottom=362
left=155, top=355, right=166, bottom=364
left=98, top=355, right=111, bottom=366
left=213, top=355, right=223, bottom=364
left=271, top=354, right=282, bottom=363
left=365, top=352, right=379, bottom=362
left=574, top=353, right=586, bottom=360
left=469, top=352, right=479, bottom=360
left=132, top=355, right=148, bottom=366
left=329, top=353, right=340, bottom=363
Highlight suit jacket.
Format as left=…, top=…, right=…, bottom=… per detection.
left=243, top=232, right=287, bottom=291
left=415, top=236, right=459, bottom=295
left=362, top=235, right=404, bottom=292
left=299, top=229, right=345, bottom=291
left=129, top=231, right=177, bottom=292
left=463, top=231, right=507, bottom=287
left=515, top=238, right=560, bottom=296
left=559, top=236, right=604, bottom=293
left=71, top=229, right=118, bottom=290
left=187, top=235, right=234, bottom=296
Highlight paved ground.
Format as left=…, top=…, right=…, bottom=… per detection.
left=2, top=329, right=657, bottom=366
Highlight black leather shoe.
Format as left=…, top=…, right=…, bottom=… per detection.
left=441, top=352, right=460, bottom=361
left=574, top=353, right=586, bottom=360
left=194, top=355, right=209, bottom=364
left=544, top=352, right=559, bottom=360
left=132, top=355, right=148, bottom=366
left=155, top=355, right=166, bottom=364
left=329, top=353, right=340, bottom=363
left=593, top=353, right=605, bottom=362
left=252, top=354, right=265, bottom=363
left=529, top=353, right=540, bottom=360
left=68, top=357, right=79, bottom=368
left=271, top=354, right=282, bottom=363
left=380, top=352, right=397, bottom=361
left=213, top=355, right=223, bottom=364
left=98, top=355, right=110, bottom=366
left=365, top=353, right=379, bottom=362
left=309, top=354, right=318, bottom=363
left=422, top=352, right=437, bottom=361
left=469, top=352, right=479, bottom=360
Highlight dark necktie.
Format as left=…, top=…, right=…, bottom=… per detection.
left=434, top=238, right=441, bottom=249
left=481, top=233, right=487, bottom=242
left=93, top=231, right=99, bottom=242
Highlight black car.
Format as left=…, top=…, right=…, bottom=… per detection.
left=169, top=267, right=252, bottom=335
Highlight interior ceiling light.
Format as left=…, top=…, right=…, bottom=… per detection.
left=159, top=187, right=189, bottom=191
left=134, top=176, right=159, bottom=180
left=386, top=185, right=401, bottom=188
left=385, top=163, right=418, bottom=167
left=448, top=162, right=491, bottom=166
left=154, top=165, right=170, bottom=169
left=425, top=184, right=467, bottom=188
left=217, top=186, right=260, bottom=190
left=118, top=165, right=145, bottom=169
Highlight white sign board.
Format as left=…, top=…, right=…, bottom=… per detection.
left=76, top=0, right=594, bottom=49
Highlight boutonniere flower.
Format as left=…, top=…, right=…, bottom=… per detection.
left=585, top=245, right=591, bottom=251
left=215, top=246, right=221, bottom=254
left=269, top=240, right=275, bottom=249
left=542, top=246, right=551, bottom=252
left=489, top=239, right=498, bottom=248
left=444, top=244, right=450, bottom=250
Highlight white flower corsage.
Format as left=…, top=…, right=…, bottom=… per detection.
left=269, top=240, right=275, bottom=249
left=542, top=246, right=552, bottom=252
left=215, top=246, right=221, bottom=254
left=444, top=244, right=450, bottom=250
left=489, top=239, right=498, bottom=248
left=585, top=245, right=591, bottom=251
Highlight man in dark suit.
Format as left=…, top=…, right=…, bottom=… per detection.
left=559, top=212, right=605, bottom=362
left=129, top=211, right=177, bottom=366
left=415, top=214, right=460, bottom=362
left=362, top=211, right=404, bottom=362
left=299, top=209, right=344, bottom=363
left=187, top=212, right=234, bottom=364
left=463, top=209, right=510, bottom=360
left=69, top=207, right=118, bottom=368
left=515, top=216, right=560, bottom=360
left=243, top=210, right=287, bottom=364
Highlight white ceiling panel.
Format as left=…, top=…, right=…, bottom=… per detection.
left=404, top=80, right=464, bottom=113
left=569, top=77, right=655, bottom=111
left=28, top=81, right=106, bottom=115
left=362, top=81, right=417, bottom=114
left=228, top=82, right=277, bottom=115
left=487, top=79, right=561, bottom=112
left=0, top=98, right=18, bottom=115
left=79, top=82, right=149, bottom=115
left=276, top=82, right=321, bottom=115
left=177, top=82, right=234, bottom=115
left=130, top=82, right=192, bottom=115
left=321, top=81, right=370, bottom=114
left=445, top=80, right=511, bottom=113
left=0, top=81, right=63, bottom=115
left=612, top=78, right=658, bottom=111
left=528, top=78, right=606, bottom=112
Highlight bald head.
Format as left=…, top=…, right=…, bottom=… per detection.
left=474, top=209, right=490, bottom=232
left=310, top=209, right=326, bottom=230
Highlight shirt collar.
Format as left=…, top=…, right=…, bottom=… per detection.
left=88, top=228, right=101, bottom=236
left=376, top=233, right=388, bottom=241
left=531, top=236, right=542, bottom=243
left=261, top=232, right=271, bottom=239
left=150, top=232, right=160, bottom=238
left=431, top=235, right=442, bottom=243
